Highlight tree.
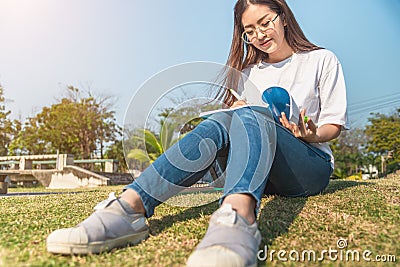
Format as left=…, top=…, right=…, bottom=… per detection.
left=10, top=86, right=121, bottom=159
left=365, top=109, right=400, bottom=173
left=126, top=106, right=199, bottom=169
left=330, top=128, right=367, bottom=178
left=0, top=85, right=20, bottom=156
left=125, top=97, right=219, bottom=170
left=104, top=140, right=128, bottom=172
left=365, top=109, right=400, bottom=156
left=127, top=123, right=181, bottom=167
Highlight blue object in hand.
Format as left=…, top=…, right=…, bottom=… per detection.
left=262, top=86, right=291, bottom=123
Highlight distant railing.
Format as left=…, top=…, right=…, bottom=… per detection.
left=0, top=154, right=118, bottom=173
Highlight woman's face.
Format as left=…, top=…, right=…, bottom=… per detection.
left=241, top=4, right=288, bottom=57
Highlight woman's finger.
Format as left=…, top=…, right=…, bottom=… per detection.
left=230, top=100, right=247, bottom=108
left=290, top=122, right=300, bottom=136
left=306, top=118, right=317, bottom=133
left=298, top=109, right=307, bottom=136
left=280, top=112, right=290, bottom=128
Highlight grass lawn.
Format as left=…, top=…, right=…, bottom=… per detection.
left=0, top=176, right=399, bottom=267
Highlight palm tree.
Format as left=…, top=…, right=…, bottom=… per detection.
left=127, top=121, right=182, bottom=166
left=127, top=104, right=207, bottom=167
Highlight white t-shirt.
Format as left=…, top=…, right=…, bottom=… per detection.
left=239, top=49, right=349, bottom=168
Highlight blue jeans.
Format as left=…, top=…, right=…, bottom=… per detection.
left=125, top=108, right=332, bottom=217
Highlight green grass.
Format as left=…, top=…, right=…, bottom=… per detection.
left=0, top=177, right=399, bottom=267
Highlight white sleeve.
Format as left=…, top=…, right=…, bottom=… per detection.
left=317, top=56, right=350, bottom=130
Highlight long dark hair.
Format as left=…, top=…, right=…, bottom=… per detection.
left=217, top=0, right=321, bottom=106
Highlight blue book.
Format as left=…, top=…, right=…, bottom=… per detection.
left=262, top=86, right=300, bottom=125
left=200, top=86, right=300, bottom=125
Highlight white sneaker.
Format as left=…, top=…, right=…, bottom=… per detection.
left=187, top=204, right=261, bottom=267
left=47, top=195, right=149, bottom=254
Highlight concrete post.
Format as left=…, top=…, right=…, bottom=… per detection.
left=57, top=154, right=75, bottom=171
left=66, top=154, right=74, bottom=166
left=19, top=157, right=33, bottom=170
left=105, top=160, right=118, bottom=173
left=105, top=161, right=113, bottom=173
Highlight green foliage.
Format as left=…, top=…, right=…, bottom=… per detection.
left=126, top=107, right=194, bottom=169
left=10, top=86, right=121, bottom=159
left=365, top=109, right=400, bottom=173
left=0, top=85, right=20, bottom=156
left=331, top=167, right=347, bottom=179
left=143, top=129, right=163, bottom=155
left=125, top=97, right=221, bottom=170
left=330, top=128, right=367, bottom=177
left=104, top=140, right=128, bottom=172
left=127, top=148, right=154, bottom=164
left=387, top=159, right=400, bottom=174
left=331, top=109, right=400, bottom=177
left=158, top=106, right=204, bottom=136
left=365, top=109, right=400, bottom=155
left=127, top=126, right=182, bottom=167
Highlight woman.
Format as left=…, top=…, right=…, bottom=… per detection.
left=47, top=0, right=348, bottom=266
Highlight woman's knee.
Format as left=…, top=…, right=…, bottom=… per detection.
left=232, top=108, right=274, bottom=126
left=196, top=113, right=231, bottom=134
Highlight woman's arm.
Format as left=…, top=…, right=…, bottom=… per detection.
left=312, top=124, right=341, bottom=143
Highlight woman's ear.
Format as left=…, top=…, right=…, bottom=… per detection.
left=281, top=14, right=287, bottom=27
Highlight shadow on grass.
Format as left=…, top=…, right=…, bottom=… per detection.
left=323, top=179, right=370, bottom=194
left=258, top=179, right=370, bottom=248
left=258, top=196, right=306, bottom=248
left=149, top=180, right=371, bottom=250
left=149, top=201, right=219, bottom=235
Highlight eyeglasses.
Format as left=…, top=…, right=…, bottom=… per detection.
left=241, top=13, right=280, bottom=44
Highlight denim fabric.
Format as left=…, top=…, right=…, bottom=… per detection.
left=125, top=107, right=332, bottom=217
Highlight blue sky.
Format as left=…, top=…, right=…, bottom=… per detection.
left=0, top=0, right=399, bottom=128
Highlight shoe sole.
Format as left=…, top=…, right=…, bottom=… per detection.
left=47, top=229, right=149, bottom=254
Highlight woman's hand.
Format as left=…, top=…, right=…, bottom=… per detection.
left=230, top=100, right=247, bottom=109
left=279, top=109, right=341, bottom=143
left=279, top=109, right=319, bottom=142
